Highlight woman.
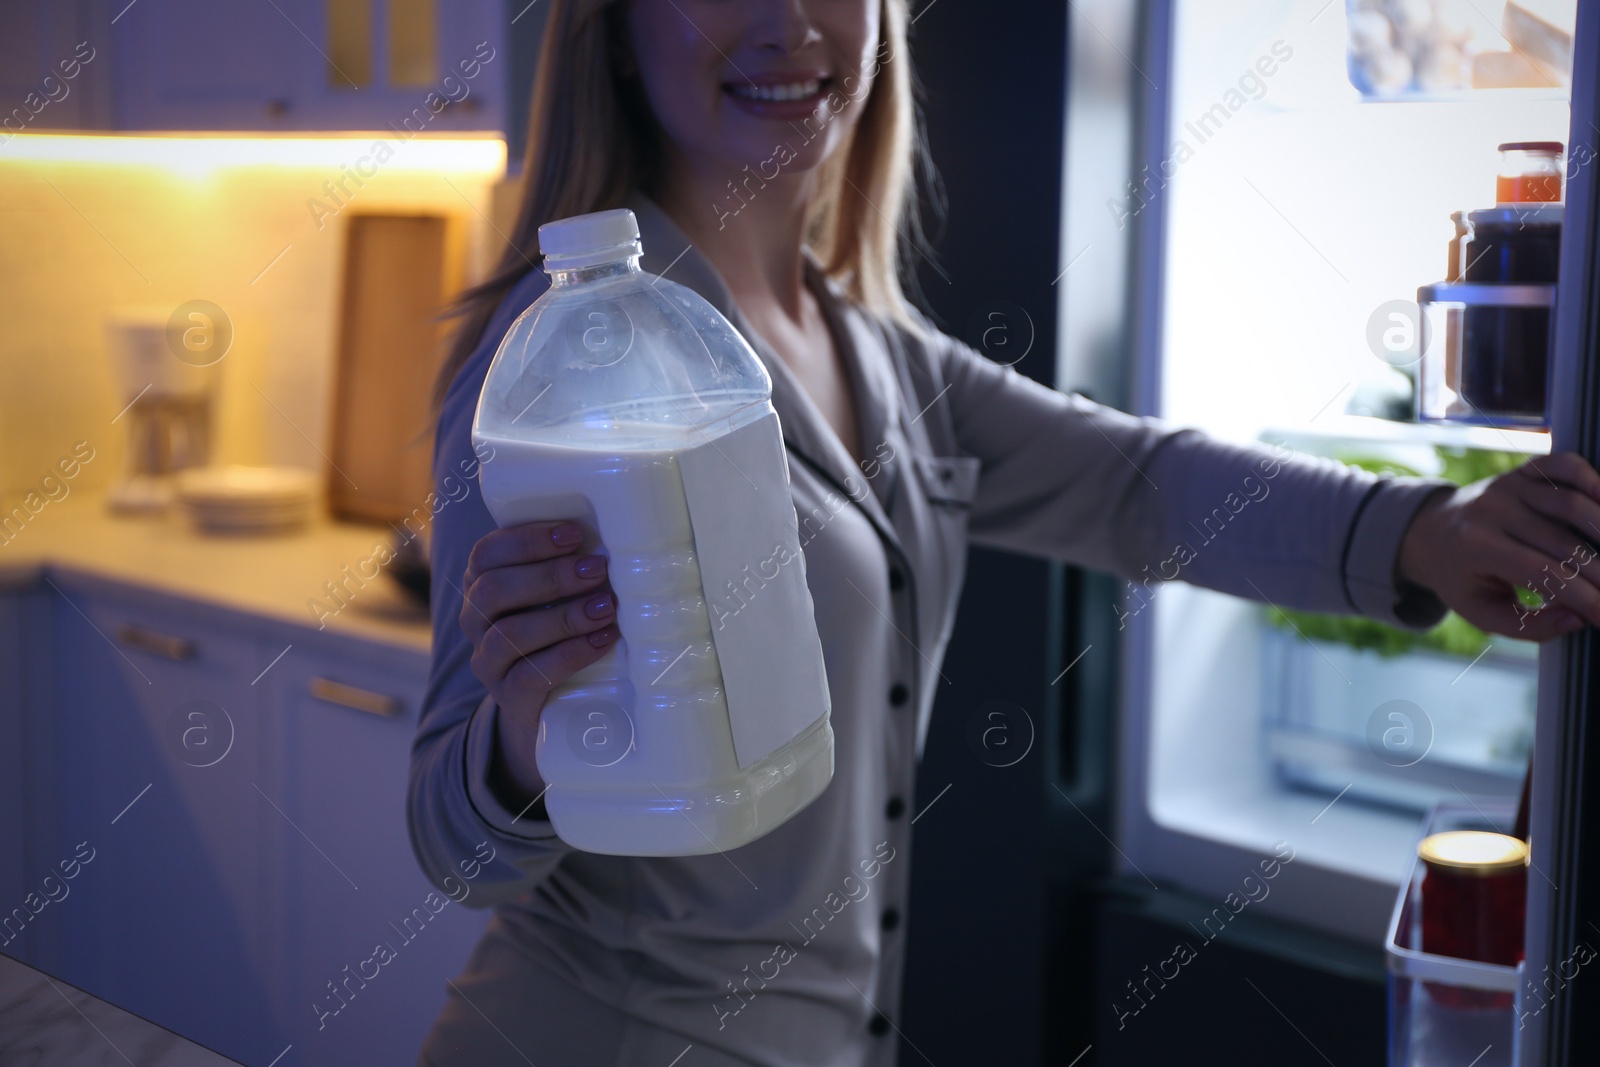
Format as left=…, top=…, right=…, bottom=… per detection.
left=408, top=0, right=1600, bottom=1063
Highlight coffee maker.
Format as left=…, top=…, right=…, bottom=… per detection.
left=105, top=308, right=221, bottom=513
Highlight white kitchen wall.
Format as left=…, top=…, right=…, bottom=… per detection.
left=0, top=134, right=506, bottom=512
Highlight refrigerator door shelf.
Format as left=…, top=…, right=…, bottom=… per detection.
left=1386, top=801, right=1524, bottom=1067
left=1417, top=283, right=1558, bottom=430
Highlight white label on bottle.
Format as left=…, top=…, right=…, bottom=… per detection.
left=678, top=410, right=830, bottom=769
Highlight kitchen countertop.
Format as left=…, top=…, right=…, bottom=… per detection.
left=0, top=495, right=431, bottom=653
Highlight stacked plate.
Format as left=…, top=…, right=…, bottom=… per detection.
left=175, top=466, right=318, bottom=535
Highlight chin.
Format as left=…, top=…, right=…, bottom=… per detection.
left=715, top=122, right=848, bottom=179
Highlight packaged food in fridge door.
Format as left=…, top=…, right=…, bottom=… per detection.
left=1501, top=0, right=1576, bottom=86
left=1345, top=0, right=1508, bottom=97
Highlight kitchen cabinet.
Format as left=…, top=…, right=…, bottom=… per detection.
left=43, top=573, right=276, bottom=1063
left=0, top=582, right=53, bottom=963
left=104, top=0, right=318, bottom=132
left=255, top=621, right=490, bottom=1064
left=0, top=592, right=21, bottom=929
left=108, top=0, right=506, bottom=133
left=0, top=1, right=111, bottom=135
left=4, top=567, right=487, bottom=1066
left=6, top=0, right=505, bottom=133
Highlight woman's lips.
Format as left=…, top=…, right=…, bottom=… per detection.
left=722, top=76, right=834, bottom=121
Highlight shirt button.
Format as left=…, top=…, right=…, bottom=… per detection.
left=869, top=1012, right=891, bottom=1036
left=885, top=796, right=905, bottom=820
left=881, top=907, right=901, bottom=932
left=889, top=683, right=909, bottom=707
left=888, top=567, right=905, bottom=592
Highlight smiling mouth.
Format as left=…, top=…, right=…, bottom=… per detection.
left=724, top=76, right=832, bottom=104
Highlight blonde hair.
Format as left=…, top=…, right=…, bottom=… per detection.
left=431, top=0, right=933, bottom=411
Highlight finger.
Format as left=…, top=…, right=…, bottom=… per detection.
left=1452, top=540, right=1600, bottom=636
left=1505, top=606, right=1587, bottom=642
left=1454, top=583, right=1556, bottom=640
left=1531, top=572, right=1600, bottom=629
left=1518, top=452, right=1600, bottom=503
left=1504, top=547, right=1600, bottom=630
left=463, top=521, right=586, bottom=586
left=499, top=626, right=620, bottom=708
left=1504, top=510, right=1600, bottom=587
left=1513, top=478, right=1600, bottom=552
left=1507, top=532, right=1600, bottom=626
left=472, top=592, right=618, bottom=685
left=465, top=555, right=608, bottom=638
left=475, top=594, right=617, bottom=684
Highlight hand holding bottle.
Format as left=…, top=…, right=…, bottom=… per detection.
left=468, top=208, right=834, bottom=854
left=458, top=519, right=618, bottom=807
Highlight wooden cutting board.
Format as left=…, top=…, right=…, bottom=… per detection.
left=327, top=213, right=465, bottom=524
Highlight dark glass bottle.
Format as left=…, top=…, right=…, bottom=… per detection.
left=1459, top=205, right=1561, bottom=420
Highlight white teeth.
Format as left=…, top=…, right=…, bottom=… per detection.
left=731, top=79, right=822, bottom=102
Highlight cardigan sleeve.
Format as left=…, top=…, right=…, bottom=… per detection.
left=929, top=330, right=1452, bottom=629
left=406, top=268, right=582, bottom=909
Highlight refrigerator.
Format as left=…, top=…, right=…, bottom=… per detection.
left=1041, top=0, right=1599, bottom=1062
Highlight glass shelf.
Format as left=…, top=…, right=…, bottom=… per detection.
left=1349, top=87, right=1570, bottom=107
left=1267, top=414, right=1551, bottom=458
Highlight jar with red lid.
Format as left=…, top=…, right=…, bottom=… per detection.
left=1418, top=830, right=1528, bottom=1009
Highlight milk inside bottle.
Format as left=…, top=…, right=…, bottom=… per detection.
left=471, top=208, right=834, bottom=856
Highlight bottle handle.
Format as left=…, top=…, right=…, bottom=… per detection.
left=558, top=535, right=638, bottom=769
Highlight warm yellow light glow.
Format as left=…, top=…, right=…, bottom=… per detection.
left=0, top=133, right=506, bottom=179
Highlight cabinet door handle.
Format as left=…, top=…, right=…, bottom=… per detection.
left=115, top=624, right=195, bottom=661
left=308, top=677, right=400, bottom=718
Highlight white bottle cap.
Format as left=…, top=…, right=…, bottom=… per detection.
left=538, top=208, right=643, bottom=270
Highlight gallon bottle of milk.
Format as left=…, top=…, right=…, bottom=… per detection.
left=472, top=208, right=834, bottom=857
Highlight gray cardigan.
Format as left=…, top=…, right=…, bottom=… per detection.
left=407, top=191, right=1449, bottom=1066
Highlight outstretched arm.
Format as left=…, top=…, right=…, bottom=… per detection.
left=932, top=332, right=1600, bottom=638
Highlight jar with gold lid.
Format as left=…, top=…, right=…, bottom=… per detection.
left=1418, top=830, right=1528, bottom=1009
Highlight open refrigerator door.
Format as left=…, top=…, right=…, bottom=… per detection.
left=1112, top=10, right=1597, bottom=1063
